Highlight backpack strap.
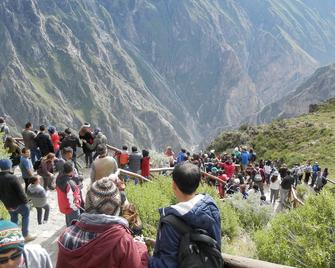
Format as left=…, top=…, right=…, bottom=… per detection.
left=161, top=215, right=220, bottom=249
left=160, top=214, right=192, bottom=235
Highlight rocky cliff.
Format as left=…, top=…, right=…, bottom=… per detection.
left=255, top=63, right=335, bottom=124
left=1, top=0, right=335, bottom=149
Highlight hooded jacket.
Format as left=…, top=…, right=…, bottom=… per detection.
left=27, top=184, right=47, bottom=208
left=57, top=213, right=148, bottom=268
left=149, top=194, right=221, bottom=268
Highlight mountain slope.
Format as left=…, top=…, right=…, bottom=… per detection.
left=1, top=0, right=335, bottom=149
left=255, top=63, right=335, bottom=124
left=209, top=98, right=335, bottom=172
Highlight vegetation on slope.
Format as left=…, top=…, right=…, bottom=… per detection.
left=255, top=190, right=335, bottom=268
left=126, top=175, right=335, bottom=267
left=208, top=98, right=335, bottom=173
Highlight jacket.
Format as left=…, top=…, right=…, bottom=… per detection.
left=220, top=162, right=235, bottom=178
left=85, top=132, right=107, bottom=151
left=60, top=134, right=81, bottom=152
left=56, top=174, right=81, bottom=214
left=0, top=171, right=28, bottom=209
left=241, top=151, right=250, bottom=165
left=57, top=213, right=148, bottom=268
left=22, top=129, right=37, bottom=149
left=51, top=133, right=60, bottom=152
left=27, top=184, right=47, bottom=208
left=35, top=132, right=54, bottom=157
left=141, top=156, right=150, bottom=177
left=37, top=159, right=53, bottom=177
left=149, top=194, right=221, bottom=268
left=24, top=244, right=53, bottom=268
left=129, top=151, right=142, bottom=173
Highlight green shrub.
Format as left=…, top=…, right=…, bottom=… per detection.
left=126, top=177, right=174, bottom=238
left=295, top=183, right=313, bottom=201
left=254, top=190, right=335, bottom=268
left=126, top=177, right=240, bottom=241
left=226, top=193, right=273, bottom=232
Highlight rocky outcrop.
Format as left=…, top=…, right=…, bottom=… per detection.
left=1, top=0, right=335, bottom=149
left=255, top=64, right=335, bottom=123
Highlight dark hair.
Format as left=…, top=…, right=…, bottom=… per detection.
left=29, top=176, right=39, bottom=184
left=39, top=125, right=46, bottom=131
left=21, top=147, right=29, bottom=154
left=181, top=148, right=186, bottom=153
left=25, top=122, right=32, bottom=129
left=172, top=163, right=200, bottom=195
left=63, top=161, right=73, bottom=174
left=64, top=128, right=71, bottom=134
left=122, top=145, right=128, bottom=150
left=142, top=149, right=149, bottom=157
left=260, top=195, right=266, bottom=201
left=131, top=146, right=137, bottom=152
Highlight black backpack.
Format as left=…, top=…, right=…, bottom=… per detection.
left=161, top=215, right=224, bottom=268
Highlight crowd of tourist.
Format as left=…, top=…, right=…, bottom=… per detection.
left=0, top=116, right=330, bottom=267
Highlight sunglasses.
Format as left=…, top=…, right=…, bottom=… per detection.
left=0, top=249, right=23, bottom=264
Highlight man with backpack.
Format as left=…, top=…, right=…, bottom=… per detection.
left=149, top=162, right=223, bottom=268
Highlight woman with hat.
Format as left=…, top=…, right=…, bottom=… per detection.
left=57, top=177, right=148, bottom=268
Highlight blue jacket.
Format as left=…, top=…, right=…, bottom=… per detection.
left=241, top=151, right=250, bottom=165
left=312, top=164, right=320, bottom=174
left=149, top=194, right=221, bottom=268
left=176, top=152, right=187, bottom=164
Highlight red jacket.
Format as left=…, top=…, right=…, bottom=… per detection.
left=220, top=162, right=236, bottom=178
left=56, top=175, right=81, bottom=215
left=141, top=157, right=150, bottom=177
left=57, top=221, right=148, bottom=268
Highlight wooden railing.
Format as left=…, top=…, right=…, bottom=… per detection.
left=223, top=254, right=295, bottom=268
left=289, top=186, right=304, bottom=208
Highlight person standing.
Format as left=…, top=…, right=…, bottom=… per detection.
left=278, top=171, right=294, bottom=212
left=37, top=153, right=56, bottom=190
left=22, top=122, right=40, bottom=165
left=269, top=171, right=281, bottom=205
left=128, top=146, right=142, bottom=184
left=59, top=128, right=81, bottom=170
left=56, top=162, right=81, bottom=227
left=19, top=148, right=34, bottom=192
left=90, top=144, right=118, bottom=183
left=0, top=159, right=35, bottom=242
left=149, top=162, right=221, bottom=267
left=48, top=126, right=60, bottom=158
left=79, top=123, right=94, bottom=168
left=84, top=128, right=107, bottom=160
left=35, top=125, right=54, bottom=157
left=310, top=162, right=321, bottom=187
left=141, top=149, right=150, bottom=179
left=303, top=160, right=312, bottom=185
left=27, top=176, right=50, bottom=225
